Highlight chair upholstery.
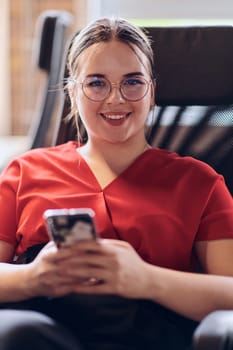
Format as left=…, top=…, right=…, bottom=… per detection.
left=145, top=26, right=233, bottom=195
left=147, top=26, right=233, bottom=350
left=147, top=26, right=233, bottom=106
left=146, top=28, right=233, bottom=349
left=193, top=311, right=233, bottom=350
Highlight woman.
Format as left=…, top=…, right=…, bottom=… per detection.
left=0, top=17, right=232, bottom=350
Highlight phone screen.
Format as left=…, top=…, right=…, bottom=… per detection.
left=44, top=208, right=98, bottom=247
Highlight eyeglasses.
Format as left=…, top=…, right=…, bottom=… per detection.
left=77, top=76, right=152, bottom=102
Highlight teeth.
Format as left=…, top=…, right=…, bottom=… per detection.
left=104, top=114, right=126, bottom=120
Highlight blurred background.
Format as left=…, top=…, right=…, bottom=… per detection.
left=1, top=0, right=233, bottom=136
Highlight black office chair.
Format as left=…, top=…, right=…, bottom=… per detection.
left=28, top=9, right=74, bottom=149
left=53, top=25, right=233, bottom=350
left=144, top=27, right=233, bottom=350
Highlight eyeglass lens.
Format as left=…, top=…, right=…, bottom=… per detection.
left=82, top=77, right=150, bottom=101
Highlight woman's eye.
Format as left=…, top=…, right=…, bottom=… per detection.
left=124, top=78, right=144, bottom=86
left=86, top=79, right=106, bottom=88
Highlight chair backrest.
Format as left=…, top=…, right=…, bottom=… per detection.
left=28, top=10, right=73, bottom=149
left=53, top=25, right=233, bottom=194
left=147, top=26, right=233, bottom=106
left=145, top=26, right=233, bottom=194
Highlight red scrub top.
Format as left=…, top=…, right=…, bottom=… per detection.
left=0, top=141, right=232, bottom=271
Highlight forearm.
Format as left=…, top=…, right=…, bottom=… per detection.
left=0, top=263, right=33, bottom=302
left=143, top=263, right=233, bottom=321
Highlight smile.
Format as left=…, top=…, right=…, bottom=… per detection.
left=101, top=113, right=131, bottom=120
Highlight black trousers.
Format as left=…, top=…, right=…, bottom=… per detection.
left=0, top=295, right=198, bottom=350
left=0, top=245, right=198, bottom=349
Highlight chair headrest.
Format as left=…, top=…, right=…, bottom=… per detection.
left=145, top=26, right=233, bottom=105
left=35, top=10, right=73, bottom=72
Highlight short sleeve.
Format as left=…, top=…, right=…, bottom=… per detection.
left=196, top=176, right=233, bottom=241
left=0, top=160, right=20, bottom=245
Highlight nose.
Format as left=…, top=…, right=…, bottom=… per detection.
left=105, top=84, right=125, bottom=103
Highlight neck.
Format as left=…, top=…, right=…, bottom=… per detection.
left=79, top=136, right=151, bottom=173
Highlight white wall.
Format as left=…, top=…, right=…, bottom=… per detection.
left=87, top=0, right=233, bottom=21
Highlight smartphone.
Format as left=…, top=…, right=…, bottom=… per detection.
left=44, top=208, right=98, bottom=247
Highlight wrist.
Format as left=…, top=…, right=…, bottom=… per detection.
left=138, top=262, right=163, bottom=301
left=16, top=263, right=39, bottom=300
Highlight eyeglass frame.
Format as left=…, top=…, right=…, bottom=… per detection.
left=71, top=76, right=153, bottom=102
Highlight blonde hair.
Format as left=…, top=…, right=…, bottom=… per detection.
left=67, top=17, right=154, bottom=80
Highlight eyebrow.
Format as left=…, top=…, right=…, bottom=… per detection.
left=85, top=72, right=145, bottom=79
left=123, top=72, right=144, bottom=78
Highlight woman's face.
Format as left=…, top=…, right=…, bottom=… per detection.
left=71, top=39, right=154, bottom=146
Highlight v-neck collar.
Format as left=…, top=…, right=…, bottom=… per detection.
left=73, top=143, right=153, bottom=192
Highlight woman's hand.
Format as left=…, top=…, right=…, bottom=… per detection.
left=25, top=240, right=91, bottom=298
left=68, top=238, right=150, bottom=299
left=26, top=239, right=150, bottom=299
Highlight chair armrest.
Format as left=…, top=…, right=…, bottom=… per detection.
left=193, top=310, right=233, bottom=350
